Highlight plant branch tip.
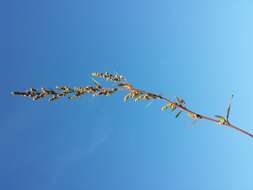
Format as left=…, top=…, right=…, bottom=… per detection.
left=11, top=72, right=253, bottom=139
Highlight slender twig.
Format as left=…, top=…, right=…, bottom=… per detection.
left=11, top=72, right=253, bottom=139
left=115, top=86, right=253, bottom=138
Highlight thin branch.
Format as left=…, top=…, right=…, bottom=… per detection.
left=11, top=72, right=253, bottom=139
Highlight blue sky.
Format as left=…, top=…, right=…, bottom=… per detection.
left=1, top=0, right=253, bottom=189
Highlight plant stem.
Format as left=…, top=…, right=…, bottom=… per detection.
left=12, top=73, right=253, bottom=139
left=119, top=85, right=253, bottom=139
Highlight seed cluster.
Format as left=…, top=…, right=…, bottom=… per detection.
left=123, top=90, right=162, bottom=102
left=91, top=72, right=124, bottom=82
left=11, top=72, right=125, bottom=101
left=12, top=88, right=59, bottom=101
left=160, top=97, right=187, bottom=118
left=11, top=72, right=233, bottom=128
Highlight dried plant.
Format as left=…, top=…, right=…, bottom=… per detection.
left=12, top=72, right=253, bottom=139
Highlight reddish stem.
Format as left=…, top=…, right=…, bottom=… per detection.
left=118, top=84, right=253, bottom=139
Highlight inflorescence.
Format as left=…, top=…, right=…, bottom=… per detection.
left=11, top=72, right=253, bottom=139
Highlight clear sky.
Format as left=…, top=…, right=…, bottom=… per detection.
left=1, top=0, right=253, bottom=189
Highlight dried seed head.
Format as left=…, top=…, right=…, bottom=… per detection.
left=91, top=72, right=124, bottom=82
